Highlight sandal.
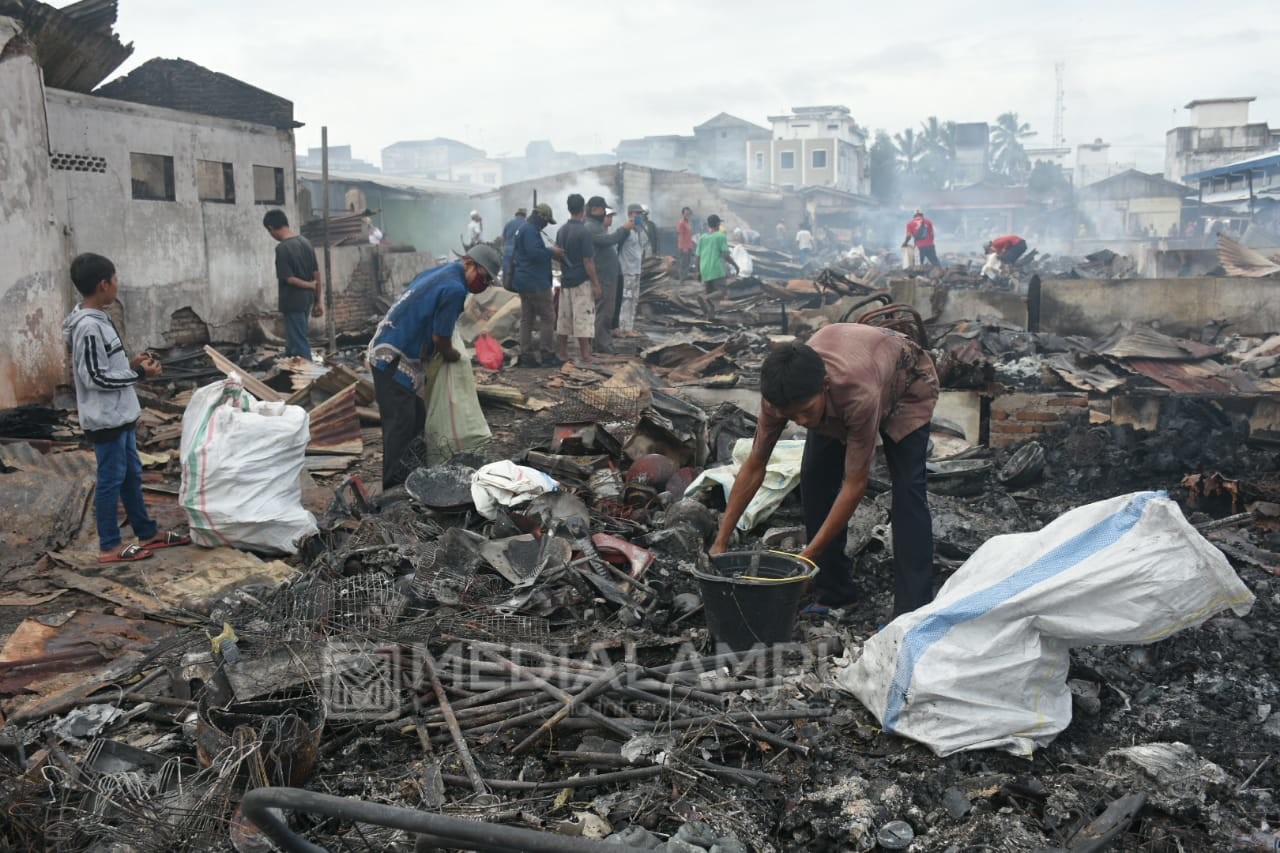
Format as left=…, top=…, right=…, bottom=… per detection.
left=99, top=543, right=154, bottom=564
left=141, top=531, right=191, bottom=551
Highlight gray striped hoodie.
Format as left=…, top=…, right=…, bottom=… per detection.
left=62, top=305, right=142, bottom=433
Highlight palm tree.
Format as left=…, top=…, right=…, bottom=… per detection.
left=989, top=112, right=1037, bottom=182
left=919, top=117, right=957, bottom=189
left=893, top=127, right=926, bottom=176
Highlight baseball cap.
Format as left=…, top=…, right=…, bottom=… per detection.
left=587, top=195, right=608, bottom=210
left=627, top=203, right=644, bottom=214
left=465, top=244, right=501, bottom=280
left=605, top=207, right=616, bottom=217
left=533, top=203, right=556, bottom=224
left=515, top=207, right=527, bottom=216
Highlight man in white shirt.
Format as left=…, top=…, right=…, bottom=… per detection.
left=465, top=211, right=484, bottom=248
left=795, top=227, right=815, bottom=266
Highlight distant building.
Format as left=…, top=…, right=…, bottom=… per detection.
left=1165, top=97, right=1279, bottom=185
left=952, top=122, right=990, bottom=186
left=382, top=138, right=485, bottom=179
left=1076, top=169, right=1191, bottom=238
left=498, top=140, right=614, bottom=185
left=1075, top=139, right=1137, bottom=188
left=614, top=113, right=768, bottom=183
left=1184, top=151, right=1280, bottom=212
left=746, top=105, right=868, bottom=194
left=450, top=157, right=503, bottom=187
left=296, top=145, right=379, bottom=174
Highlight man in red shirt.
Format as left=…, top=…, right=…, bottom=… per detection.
left=676, top=207, right=695, bottom=280
left=985, top=234, right=1028, bottom=267
left=710, top=324, right=940, bottom=616
left=903, top=209, right=940, bottom=267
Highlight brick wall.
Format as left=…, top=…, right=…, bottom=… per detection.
left=989, top=392, right=1090, bottom=448
left=165, top=306, right=210, bottom=346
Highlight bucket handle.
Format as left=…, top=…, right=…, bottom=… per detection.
left=738, top=550, right=817, bottom=582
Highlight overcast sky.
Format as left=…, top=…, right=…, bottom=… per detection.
left=105, top=0, right=1280, bottom=174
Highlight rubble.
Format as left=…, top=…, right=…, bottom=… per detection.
left=3, top=257, right=1280, bottom=853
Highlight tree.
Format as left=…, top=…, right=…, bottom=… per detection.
left=1028, top=160, right=1072, bottom=203
left=989, top=112, right=1037, bottom=183
left=893, top=127, right=926, bottom=176
left=869, top=130, right=899, bottom=205
left=919, top=117, right=957, bottom=189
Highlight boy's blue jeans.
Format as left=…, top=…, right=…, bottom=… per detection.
left=283, top=310, right=312, bottom=359
left=93, top=427, right=157, bottom=551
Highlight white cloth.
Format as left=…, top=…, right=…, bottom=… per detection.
left=795, top=229, right=814, bottom=251
left=619, top=273, right=642, bottom=332
left=470, top=461, right=559, bottom=519
left=467, top=219, right=483, bottom=245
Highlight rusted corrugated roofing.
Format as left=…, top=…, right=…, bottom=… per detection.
left=1125, top=359, right=1271, bottom=395
left=307, top=384, right=362, bottom=456
left=1217, top=233, right=1280, bottom=278
left=4, top=0, right=133, bottom=92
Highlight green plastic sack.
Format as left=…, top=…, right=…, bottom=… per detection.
left=423, top=329, right=491, bottom=466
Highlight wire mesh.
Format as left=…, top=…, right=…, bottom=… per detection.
left=552, top=384, right=650, bottom=423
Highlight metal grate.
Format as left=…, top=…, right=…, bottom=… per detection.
left=50, top=152, right=108, bottom=173
left=553, top=385, right=650, bottom=423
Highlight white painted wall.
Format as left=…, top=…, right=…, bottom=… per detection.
left=1189, top=100, right=1251, bottom=128
left=0, top=19, right=73, bottom=406
left=43, top=89, right=298, bottom=348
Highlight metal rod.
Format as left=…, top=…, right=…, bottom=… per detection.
left=512, top=664, right=624, bottom=755
left=320, top=126, right=335, bottom=355
left=440, top=766, right=666, bottom=792
left=481, top=651, right=636, bottom=739
left=420, top=648, right=486, bottom=798
left=240, top=787, right=654, bottom=853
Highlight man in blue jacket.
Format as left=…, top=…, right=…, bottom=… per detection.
left=500, top=207, right=527, bottom=286
left=511, top=202, right=564, bottom=367
left=367, top=244, right=500, bottom=488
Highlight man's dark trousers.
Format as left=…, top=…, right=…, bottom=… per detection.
left=373, top=363, right=426, bottom=489
left=800, top=424, right=934, bottom=615
left=919, top=245, right=941, bottom=267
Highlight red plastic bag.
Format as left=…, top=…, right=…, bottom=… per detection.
left=473, top=333, right=504, bottom=371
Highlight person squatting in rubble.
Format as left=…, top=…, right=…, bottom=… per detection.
left=262, top=209, right=323, bottom=360
left=554, top=193, right=604, bottom=365
left=710, top=324, right=941, bottom=616
left=64, top=253, right=192, bottom=564
left=585, top=196, right=633, bottom=354
left=511, top=203, right=566, bottom=368
left=985, top=234, right=1029, bottom=268
left=617, top=203, right=651, bottom=333
left=904, top=209, right=940, bottom=267
left=367, top=244, right=501, bottom=488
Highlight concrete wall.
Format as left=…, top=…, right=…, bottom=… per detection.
left=1039, top=277, right=1280, bottom=338
left=43, top=89, right=298, bottom=350
left=890, top=279, right=1030, bottom=328
left=0, top=19, right=71, bottom=406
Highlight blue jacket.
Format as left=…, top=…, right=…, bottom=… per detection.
left=512, top=217, right=556, bottom=292
left=501, top=215, right=526, bottom=268
left=366, top=262, right=468, bottom=391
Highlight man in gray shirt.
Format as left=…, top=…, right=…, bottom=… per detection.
left=584, top=196, right=633, bottom=354
left=617, top=203, right=650, bottom=333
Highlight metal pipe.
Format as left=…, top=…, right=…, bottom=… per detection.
left=512, top=663, right=624, bottom=754
left=239, top=787, right=652, bottom=853
left=440, top=765, right=666, bottom=792
left=481, top=651, right=635, bottom=739
left=420, top=648, right=487, bottom=799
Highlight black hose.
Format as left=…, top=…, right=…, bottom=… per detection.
left=240, top=787, right=653, bottom=853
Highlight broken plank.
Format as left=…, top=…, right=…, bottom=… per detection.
left=307, top=383, right=363, bottom=456
left=45, top=566, right=196, bottom=624
left=203, top=345, right=284, bottom=402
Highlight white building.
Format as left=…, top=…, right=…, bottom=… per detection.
left=0, top=17, right=300, bottom=406
left=1165, top=97, right=1278, bottom=185
left=1075, top=139, right=1137, bottom=188
left=746, top=105, right=869, bottom=195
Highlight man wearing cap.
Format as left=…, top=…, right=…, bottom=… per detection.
left=697, top=214, right=738, bottom=293
left=903, top=210, right=939, bottom=267
left=618, top=203, right=651, bottom=332
left=367, top=245, right=500, bottom=488
left=511, top=203, right=564, bottom=367
left=465, top=211, right=484, bottom=249
left=585, top=196, right=633, bottom=354
left=555, top=194, right=603, bottom=365
left=640, top=205, right=660, bottom=259
left=500, top=207, right=527, bottom=287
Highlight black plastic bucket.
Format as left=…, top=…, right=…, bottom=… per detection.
left=692, top=551, right=818, bottom=651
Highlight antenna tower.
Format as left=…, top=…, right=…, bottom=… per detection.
left=1053, top=62, right=1066, bottom=147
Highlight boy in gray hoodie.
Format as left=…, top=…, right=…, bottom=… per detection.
left=64, top=253, right=189, bottom=563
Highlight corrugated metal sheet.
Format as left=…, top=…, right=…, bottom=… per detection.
left=307, top=384, right=362, bottom=456
left=1126, top=359, right=1256, bottom=395
left=0, top=443, right=97, bottom=479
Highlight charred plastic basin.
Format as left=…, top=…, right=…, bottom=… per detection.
left=926, top=458, right=993, bottom=497
left=196, top=691, right=325, bottom=787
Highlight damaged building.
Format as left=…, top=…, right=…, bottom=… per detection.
left=0, top=6, right=301, bottom=407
